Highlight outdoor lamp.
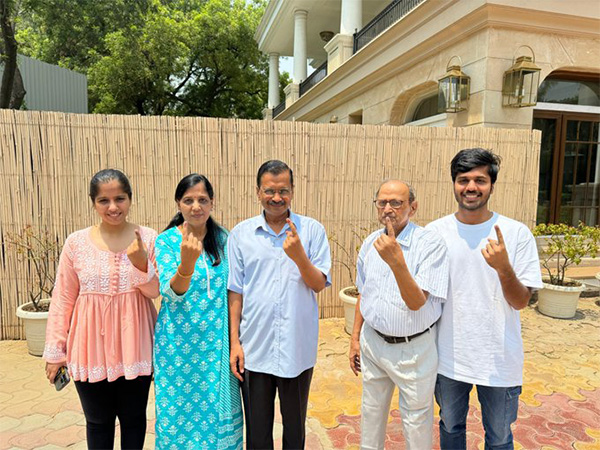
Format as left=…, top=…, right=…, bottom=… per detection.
left=438, top=56, right=470, bottom=113
left=320, top=31, right=334, bottom=42
left=502, top=45, right=541, bottom=107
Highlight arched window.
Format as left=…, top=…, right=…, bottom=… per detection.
left=403, top=92, right=446, bottom=127
left=538, top=77, right=600, bottom=106
left=411, top=93, right=439, bottom=121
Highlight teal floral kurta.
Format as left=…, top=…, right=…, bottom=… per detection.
left=154, top=226, right=242, bottom=450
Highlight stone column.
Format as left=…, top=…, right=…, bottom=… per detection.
left=293, top=10, right=308, bottom=83
left=268, top=53, right=280, bottom=108
left=340, top=0, right=362, bottom=35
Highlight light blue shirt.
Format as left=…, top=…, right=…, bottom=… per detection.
left=228, top=211, right=331, bottom=378
left=357, top=221, right=449, bottom=336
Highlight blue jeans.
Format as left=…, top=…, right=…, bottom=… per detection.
left=435, top=374, right=522, bottom=450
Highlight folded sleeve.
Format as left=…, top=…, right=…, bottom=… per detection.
left=414, top=233, right=450, bottom=301
left=227, top=228, right=245, bottom=294
left=356, top=238, right=370, bottom=293
left=308, top=223, right=332, bottom=287
left=43, top=236, right=79, bottom=364
left=514, top=226, right=544, bottom=290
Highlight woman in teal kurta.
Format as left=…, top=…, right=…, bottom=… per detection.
left=154, top=174, right=242, bottom=450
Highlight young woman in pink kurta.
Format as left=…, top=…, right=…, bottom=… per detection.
left=43, top=169, right=159, bottom=450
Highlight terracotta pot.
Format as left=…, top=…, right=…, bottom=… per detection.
left=537, top=280, right=585, bottom=319
left=339, top=287, right=358, bottom=334
left=16, top=300, right=50, bottom=356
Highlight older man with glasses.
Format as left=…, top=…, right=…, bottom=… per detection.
left=228, top=160, right=331, bottom=450
left=348, top=179, right=449, bottom=450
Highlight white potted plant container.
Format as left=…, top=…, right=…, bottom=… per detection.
left=331, top=228, right=370, bottom=334
left=339, top=286, right=359, bottom=334
left=16, top=299, right=51, bottom=356
left=533, top=223, right=599, bottom=319
left=6, top=226, right=60, bottom=356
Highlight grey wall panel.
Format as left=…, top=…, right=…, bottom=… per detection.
left=0, top=55, right=88, bottom=113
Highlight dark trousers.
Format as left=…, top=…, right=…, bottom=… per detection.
left=241, top=367, right=314, bottom=450
left=74, top=375, right=152, bottom=450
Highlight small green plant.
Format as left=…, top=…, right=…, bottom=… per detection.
left=533, top=223, right=600, bottom=286
left=5, top=225, right=61, bottom=311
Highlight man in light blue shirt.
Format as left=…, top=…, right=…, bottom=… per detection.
left=348, top=180, right=449, bottom=450
left=228, top=160, right=331, bottom=450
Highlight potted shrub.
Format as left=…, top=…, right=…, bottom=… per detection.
left=331, top=228, right=368, bottom=334
left=532, top=223, right=600, bottom=319
left=6, top=226, right=61, bottom=355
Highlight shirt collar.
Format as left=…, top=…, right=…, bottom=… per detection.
left=382, top=220, right=416, bottom=247
left=255, top=209, right=299, bottom=236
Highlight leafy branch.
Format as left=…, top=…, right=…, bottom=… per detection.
left=533, top=223, right=600, bottom=286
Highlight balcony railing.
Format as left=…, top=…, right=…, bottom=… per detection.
left=353, top=0, right=425, bottom=53
left=273, top=100, right=286, bottom=118
left=299, top=61, right=328, bottom=97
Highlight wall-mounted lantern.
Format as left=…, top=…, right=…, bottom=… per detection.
left=319, top=31, right=334, bottom=42
left=438, top=56, right=470, bottom=113
left=502, top=45, right=541, bottom=107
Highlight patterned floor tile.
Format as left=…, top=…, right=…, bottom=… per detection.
left=0, top=296, right=598, bottom=449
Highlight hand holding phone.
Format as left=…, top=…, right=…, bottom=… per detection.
left=54, top=366, right=70, bottom=391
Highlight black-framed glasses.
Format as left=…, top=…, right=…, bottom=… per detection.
left=374, top=199, right=405, bottom=209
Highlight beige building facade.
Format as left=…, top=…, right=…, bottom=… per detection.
left=256, top=0, right=600, bottom=225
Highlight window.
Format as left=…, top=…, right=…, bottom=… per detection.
left=349, top=110, right=363, bottom=125
left=411, top=93, right=439, bottom=121
left=538, top=78, right=600, bottom=107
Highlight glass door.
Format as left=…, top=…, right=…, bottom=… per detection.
left=532, top=112, right=599, bottom=226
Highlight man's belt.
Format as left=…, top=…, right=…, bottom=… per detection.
left=374, top=324, right=434, bottom=344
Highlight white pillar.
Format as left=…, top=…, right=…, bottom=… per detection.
left=293, top=10, right=308, bottom=83
left=340, top=0, right=362, bottom=35
left=268, top=53, right=280, bottom=108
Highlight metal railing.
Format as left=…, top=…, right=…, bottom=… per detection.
left=299, top=61, right=328, bottom=97
left=273, top=100, right=286, bottom=118
left=353, top=0, right=425, bottom=53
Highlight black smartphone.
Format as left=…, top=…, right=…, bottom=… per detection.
left=54, top=366, right=70, bottom=391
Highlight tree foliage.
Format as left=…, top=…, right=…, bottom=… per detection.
left=17, top=0, right=273, bottom=118
left=16, top=0, right=151, bottom=72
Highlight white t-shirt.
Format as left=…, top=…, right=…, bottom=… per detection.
left=426, top=212, right=543, bottom=387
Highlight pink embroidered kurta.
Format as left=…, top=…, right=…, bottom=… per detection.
left=43, top=226, right=159, bottom=383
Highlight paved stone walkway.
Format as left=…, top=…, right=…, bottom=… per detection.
left=1, top=296, right=599, bottom=449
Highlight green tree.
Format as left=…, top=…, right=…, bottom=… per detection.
left=18, top=0, right=270, bottom=118
left=16, top=0, right=151, bottom=73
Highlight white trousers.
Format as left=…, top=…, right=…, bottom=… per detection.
left=360, top=322, right=438, bottom=450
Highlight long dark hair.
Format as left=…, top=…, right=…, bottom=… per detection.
left=164, top=174, right=226, bottom=266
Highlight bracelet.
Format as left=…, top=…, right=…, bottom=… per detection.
left=177, top=267, right=194, bottom=279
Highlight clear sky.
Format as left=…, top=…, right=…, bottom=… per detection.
left=279, top=56, right=315, bottom=78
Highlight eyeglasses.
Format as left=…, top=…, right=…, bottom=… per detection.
left=374, top=199, right=405, bottom=209
left=261, top=188, right=292, bottom=197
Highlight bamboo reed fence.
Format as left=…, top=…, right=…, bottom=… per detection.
left=0, top=110, right=541, bottom=339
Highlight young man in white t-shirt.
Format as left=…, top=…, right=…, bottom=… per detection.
left=426, top=148, right=543, bottom=450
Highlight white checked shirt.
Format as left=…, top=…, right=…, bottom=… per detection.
left=357, top=221, right=449, bottom=337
